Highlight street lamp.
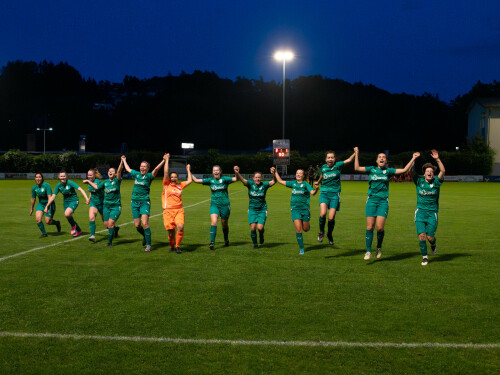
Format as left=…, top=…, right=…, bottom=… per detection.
left=274, top=50, right=294, bottom=139
left=36, top=127, right=53, bottom=154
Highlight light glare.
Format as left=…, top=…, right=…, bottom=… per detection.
left=274, top=50, right=294, bottom=61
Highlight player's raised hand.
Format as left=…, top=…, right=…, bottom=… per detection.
left=121, top=155, right=126, bottom=161
left=354, top=147, right=359, bottom=153
left=186, top=164, right=191, bottom=171
left=313, top=181, right=319, bottom=189
left=234, top=166, right=239, bottom=173
left=430, top=149, right=439, bottom=159
left=270, top=167, right=276, bottom=174
left=413, top=152, right=421, bottom=159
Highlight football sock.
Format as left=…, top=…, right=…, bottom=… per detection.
left=319, top=216, right=326, bottom=233
left=168, top=233, right=175, bottom=248
left=296, top=232, right=304, bottom=250
left=108, top=227, right=115, bottom=244
left=327, top=219, right=335, bottom=235
left=136, top=225, right=145, bottom=236
left=210, top=225, right=217, bottom=243
left=419, top=240, right=427, bottom=256
left=223, top=227, right=229, bottom=242
left=365, top=229, right=374, bottom=252
left=429, top=238, right=436, bottom=247
left=176, top=231, right=184, bottom=247
left=67, top=216, right=76, bottom=227
left=376, top=230, right=385, bottom=249
left=89, top=221, right=96, bottom=236
left=37, top=222, right=47, bottom=235
left=144, top=227, right=151, bottom=246
left=250, top=230, right=258, bottom=246
left=48, top=220, right=59, bottom=226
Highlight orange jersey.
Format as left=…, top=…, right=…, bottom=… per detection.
left=162, top=179, right=187, bottom=209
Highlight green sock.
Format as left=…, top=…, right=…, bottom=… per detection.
left=376, top=230, right=385, bottom=249
left=136, top=226, right=145, bottom=236
left=37, top=222, right=47, bottom=235
left=108, top=228, right=115, bottom=244
left=365, top=229, right=374, bottom=252
left=250, top=230, right=257, bottom=245
left=89, top=221, right=96, bottom=236
left=210, top=225, right=217, bottom=243
left=68, top=216, right=76, bottom=227
left=419, top=240, right=427, bottom=256
left=319, top=216, right=326, bottom=233
left=327, top=219, right=335, bottom=235
left=144, top=227, right=151, bottom=246
left=429, top=238, right=436, bottom=247
left=296, top=232, right=304, bottom=250
left=223, top=227, right=229, bottom=241
left=48, top=220, right=58, bottom=226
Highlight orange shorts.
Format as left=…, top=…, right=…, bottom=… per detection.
left=163, top=208, right=184, bottom=230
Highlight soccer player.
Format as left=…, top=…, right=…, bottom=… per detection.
left=271, top=167, right=318, bottom=255
left=121, top=155, right=165, bottom=251
left=85, top=159, right=124, bottom=247
left=45, top=171, right=90, bottom=237
left=412, top=150, right=445, bottom=266
left=162, top=153, right=192, bottom=253
left=83, top=168, right=106, bottom=242
left=30, top=173, right=61, bottom=237
left=316, top=150, right=355, bottom=245
left=191, top=165, right=237, bottom=250
left=354, top=147, right=420, bottom=260
left=234, top=166, right=276, bottom=248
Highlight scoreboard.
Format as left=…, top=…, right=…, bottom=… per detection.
left=273, top=139, right=290, bottom=165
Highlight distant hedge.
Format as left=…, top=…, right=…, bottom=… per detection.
left=0, top=142, right=495, bottom=175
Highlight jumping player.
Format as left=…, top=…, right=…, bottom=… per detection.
left=234, top=166, right=276, bottom=248
left=354, top=147, right=420, bottom=260
left=30, top=173, right=61, bottom=237
left=412, top=149, right=445, bottom=266
left=316, top=150, right=355, bottom=245
left=271, top=167, right=318, bottom=255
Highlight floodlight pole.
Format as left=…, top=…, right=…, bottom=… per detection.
left=37, top=127, right=53, bottom=155
left=282, top=58, right=286, bottom=139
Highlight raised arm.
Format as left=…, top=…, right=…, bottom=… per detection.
left=271, top=167, right=287, bottom=186
left=395, top=152, right=420, bottom=174
left=353, top=147, right=366, bottom=172
left=234, top=166, right=248, bottom=185
left=343, top=152, right=356, bottom=165
left=185, top=164, right=193, bottom=186
left=121, top=155, right=132, bottom=173
left=117, top=159, right=124, bottom=180
left=77, top=187, right=90, bottom=205
left=431, top=149, right=445, bottom=179
left=152, top=156, right=165, bottom=177
left=190, top=168, right=203, bottom=184
left=268, top=172, right=277, bottom=187
left=163, top=153, right=170, bottom=181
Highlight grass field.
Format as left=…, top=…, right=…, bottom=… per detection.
left=0, top=179, right=499, bottom=374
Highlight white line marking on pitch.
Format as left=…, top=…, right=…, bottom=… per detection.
left=0, top=331, right=498, bottom=349
left=0, top=190, right=245, bottom=263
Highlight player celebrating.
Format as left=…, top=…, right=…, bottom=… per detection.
left=272, top=167, right=318, bottom=255
left=162, top=153, right=192, bottom=253
left=354, top=147, right=420, bottom=260
left=45, top=171, right=89, bottom=237
left=412, top=150, right=445, bottom=266
left=121, top=155, right=165, bottom=251
left=191, top=165, right=236, bottom=250
left=316, top=150, right=355, bottom=245
left=85, top=159, right=124, bottom=247
left=234, top=166, right=276, bottom=248
left=30, top=173, right=61, bottom=237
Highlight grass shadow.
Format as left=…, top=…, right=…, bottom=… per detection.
left=50, top=232, right=66, bottom=237
left=431, top=252, right=471, bottom=262
left=367, top=252, right=418, bottom=264
left=324, top=249, right=364, bottom=259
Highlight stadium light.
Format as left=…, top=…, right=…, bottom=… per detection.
left=36, top=127, right=53, bottom=154
left=182, top=142, right=194, bottom=156
left=274, top=50, right=294, bottom=139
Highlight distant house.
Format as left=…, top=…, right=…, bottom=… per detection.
left=468, top=98, right=500, bottom=175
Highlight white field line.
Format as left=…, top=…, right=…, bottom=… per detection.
left=0, top=190, right=245, bottom=263
left=0, top=331, right=498, bottom=349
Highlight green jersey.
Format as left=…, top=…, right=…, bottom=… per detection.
left=88, top=178, right=104, bottom=206
left=318, top=161, right=344, bottom=192
left=247, top=180, right=270, bottom=210
left=98, top=178, right=122, bottom=206
left=130, top=170, right=155, bottom=201
left=202, top=176, right=234, bottom=206
left=285, top=180, right=314, bottom=209
left=31, top=182, right=53, bottom=205
left=365, top=166, right=396, bottom=199
left=54, top=180, right=80, bottom=203
left=413, top=175, right=443, bottom=212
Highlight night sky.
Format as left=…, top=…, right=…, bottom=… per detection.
left=1, top=0, right=499, bottom=102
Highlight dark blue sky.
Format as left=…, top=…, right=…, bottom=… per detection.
left=1, top=0, right=499, bottom=102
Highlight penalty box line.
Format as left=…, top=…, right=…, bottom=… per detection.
left=0, top=190, right=245, bottom=263
left=0, top=331, right=499, bottom=349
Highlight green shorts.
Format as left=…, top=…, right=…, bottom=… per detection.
left=37, top=202, right=55, bottom=218
left=319, top=191, right=341, bottom=210
left=248, top=208, right=267, bottom=225
left=104, top=205, right=121, bottom=222
left=210, top=204, right=231, bottom=220
left=63, top=200, right=79, bottom=212
left=415, top=209, right=438, bottom=237
left=90, top=202, right=104, bottom=215
left=365, top=196, right=389, bottom=218
left=291, top=207, right=310, bottom=222
left=131, top=200, right=150, bottom=219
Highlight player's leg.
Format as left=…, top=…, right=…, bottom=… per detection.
left=327, top=206, right=338, bottom=245
left=427, top=212, right=438, bottom=255
left=364, top=216, right=376, bottom=260
left=250, top=222, right=258, bottom=248
left=220, top=205, right=231, bottom=246
left=209, top=208, right=219, bottom=249
left=418, top=232, right=428, bottom=265
left=142, top=214, right=151, bottom=250
left=257, top=223, right=265, bottom=245
left=65, top=205, right=82, bottom=236
left=174, top=209, right=185, bottom=253
left=294, top=219, right=305, bottom=254
left=132, top=201, right=145, bottom=243
left=43, top=203, right=60, bottom=232
left=88, top=205, right=98, bottom=242
left=35, top=210, right=47, bottom=237
left=318, top=201, right=328, bottom=242
left=375, top=216, right=387, bottom=259
left=107, top=218, right=116, bottom=246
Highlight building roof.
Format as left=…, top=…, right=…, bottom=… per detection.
left=468, top=98, right=500, bottom=112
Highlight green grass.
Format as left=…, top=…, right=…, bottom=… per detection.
left=0, top=180, right=499, bottom=374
